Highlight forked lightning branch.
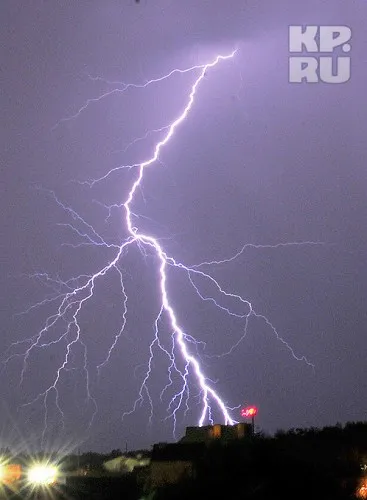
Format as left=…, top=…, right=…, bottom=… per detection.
left=5, top=49, right=321, bottom=441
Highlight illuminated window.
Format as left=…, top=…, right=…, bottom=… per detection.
left=213, top=425, right=221, bottom=438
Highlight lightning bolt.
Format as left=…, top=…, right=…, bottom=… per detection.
left=5, top=48, right=321, bottom=444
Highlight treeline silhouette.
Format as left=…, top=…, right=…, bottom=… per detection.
left=155, top=421, right=367, bottom=500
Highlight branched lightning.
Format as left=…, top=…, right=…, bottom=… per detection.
left=52, top=62, right=212, bottom=130
left=5, top=49, right=323, bottom=444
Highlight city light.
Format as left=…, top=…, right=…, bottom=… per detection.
left=27, top=463, right=58, bottom=486
left=0, top=463, right=21, bottom=484
left=357, top=482, right=367, bottom=500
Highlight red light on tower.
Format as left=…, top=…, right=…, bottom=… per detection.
left=241, top=406, right=258, bottom=418
left=240, top=405, right=258, bottom=436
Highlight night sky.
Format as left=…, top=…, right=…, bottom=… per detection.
left=1, top=1, right=366, bottom=453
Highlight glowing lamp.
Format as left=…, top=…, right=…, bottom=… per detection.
left=357, top=481, right=367, bottom=499
left=27, top=464, right=58, bottom=486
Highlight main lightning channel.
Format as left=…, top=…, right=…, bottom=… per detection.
left=120, top=50, right=238, bottom=427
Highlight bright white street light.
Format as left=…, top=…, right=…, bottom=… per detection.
left=27, top=464, right=58, bottom=486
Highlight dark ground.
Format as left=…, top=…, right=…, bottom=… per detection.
left=2, top=422, right=366, bottom=499
left=2, top=477, right=138, bottom=500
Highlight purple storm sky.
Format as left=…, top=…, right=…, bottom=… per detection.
left=1, top=1, right=366, bottom=453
